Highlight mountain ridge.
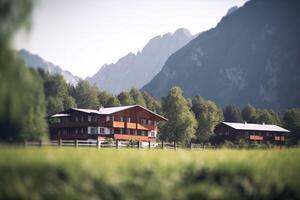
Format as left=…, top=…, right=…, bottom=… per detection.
left=18, top=49, right=80, bottom=85
left=87, top=28, right=195, bottom=94
left=143, top=0, right=300, bottom=110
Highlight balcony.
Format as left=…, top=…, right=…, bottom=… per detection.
left=127, top=122, right=136, bottom=129
left=114, top=134, right=152, bottom=142
left=106, top=121, right=157, bottom=130
left=137, top=123, right=157, bottom=131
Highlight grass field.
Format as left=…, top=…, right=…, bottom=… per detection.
left=0, top=148, right=300, bottom=200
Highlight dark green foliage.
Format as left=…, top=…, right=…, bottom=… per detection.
left=160, top=86, right=197, bottom=144
left=283, top=108, right=300, bottom=144
left=192, top=96, right=223, bottom=143
left=117, top=91, right=134, bottom=106
left=242, top=104, right=257, bottom=123
left=0, top=0, right=48, bottom=142
left=223, top=105, right=243, bottom=123
left=241, top=104, right=282, bottom=126
left=38, top=71, right=77, bottom=115
left=129, top=88, right=146, bottom=107
left=105, top=96, right=121, bottom=107
left=73, top=80, right=99, bottom=109
left=142, top=91, right=162, bottom=114
left=98, top=91, right=113, bottom=107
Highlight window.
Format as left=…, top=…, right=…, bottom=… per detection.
left=140, top=119, right=147, bottom=124
left=148, top=120, right=152, bottom=125
left=120, top=129, right=124, bottom=134
left=75, top=116, right=79, bottom=122
left=127, top=117, right=131, bottom=123
left=75, top=129, right=78, bottom=134
left=106, top=116, right=110, bottom=122
left=88, top=115, right=92, bottom=122
left=154, top=121, right=157, bottom=126
left=88, top=127, right=99, bottom=134
left=120, top=117, right=124, bottom=122
left=100, top=128, right=105, bottom=134
left=81, top=128, right=84, bottom=134
left=81, top=116, right=84, bottom=122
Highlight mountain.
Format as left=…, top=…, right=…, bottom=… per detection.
left=143, top=0, right=300, bottom=110
left=18, top=49, right=80, bottom=85
left=87, top=28, right=194, bottom=94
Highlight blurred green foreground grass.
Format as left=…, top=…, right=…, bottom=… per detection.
left=0, top=148, right=300, bottom=200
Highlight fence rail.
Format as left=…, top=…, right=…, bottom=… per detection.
left=23, top=140, right=218, bottom=150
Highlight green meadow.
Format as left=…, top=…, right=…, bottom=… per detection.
left=0, top=148, right=300, bottom=200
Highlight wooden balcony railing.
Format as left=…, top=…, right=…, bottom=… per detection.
left=137, top=123, right=157, bottom=131
left=114, top=134, right=153, bottom=142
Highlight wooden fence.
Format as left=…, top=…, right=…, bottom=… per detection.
left=24, top=139, right=217, bottom=150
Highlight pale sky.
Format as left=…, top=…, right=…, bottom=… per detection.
left=14, top=0, right=248, bottom=78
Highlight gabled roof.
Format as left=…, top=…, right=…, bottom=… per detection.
left=50, top=113, right=71, bottom=118
left=60, top=105, right=167, bottom=121
left=222, top=122, right=290, bottom=133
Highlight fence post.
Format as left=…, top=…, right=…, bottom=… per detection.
left=39, top=140, right=43, bottom=147
left=116, top=140, right=119, bottom=149
left=97, top=140, right=101, bottom=149
left=190, top=142, right=193, bottom=150
left=174, top=141, right=177, bottom=150
left=75, top=139, right=78, bottom=148
left=161, top=141, right=164, bottom=150
left=138, top=141, right=140, bottom=149
left=59, top=138, right=62, bottom=148
left=148, top=141, right=151, bottom=150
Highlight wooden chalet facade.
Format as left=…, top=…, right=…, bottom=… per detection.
left=214, top=122, right=290, bottom=145
left=48, top=105, right=167, bottom=142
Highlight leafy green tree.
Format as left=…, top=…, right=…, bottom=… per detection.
left=142, top=91, right=162, bottom=114
left=223, top=105, right=243, bottom=123
left=63, top=96, right=77, bottom=110
left=129, top=88, right=146, bottom=107
left=98, top=91, right=112, bottom=107
left=255, top=109, right=282, bottom=125
left=117, top=91, right=134, bottom=106
left=20, top=69, right=48, bottom=141
left=283, top=108, right=300, bottom=144
left=242, top=104, right=258, bottom=123
left=73, top=80, right=99, bottom=109
left=44, top=74, right=68, bottom=99
left=105, top=96, right=121, bottom=107
left=160, top=87, right=197, bottom=145
left=46, top=97, right=64, bottom=115
left=192, top=96, right=223, bottom=143
left=0, top=0, right=48, bottom=141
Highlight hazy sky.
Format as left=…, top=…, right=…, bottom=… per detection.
left=14, top=0, right=248, bottom=78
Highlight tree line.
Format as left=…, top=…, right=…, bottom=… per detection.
left=160, top=87, right=300, bottom=146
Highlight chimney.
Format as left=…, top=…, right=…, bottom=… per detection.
left=262, top=122, right=265, bottom=125
left=244, top=121, right=247, bottom=124
left=98, top=106, right=104, bottom=111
